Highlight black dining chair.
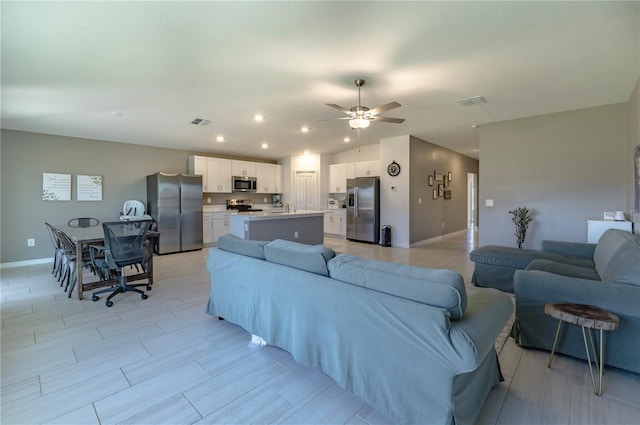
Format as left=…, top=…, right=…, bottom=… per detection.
left=89, top=220, right=152, bottom=307
left=44, top=223, right=64, bottom=279
left=67, top=217, right=100, bottom=228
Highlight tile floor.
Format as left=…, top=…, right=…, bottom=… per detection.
left=1, top=231, right=639, bottom=424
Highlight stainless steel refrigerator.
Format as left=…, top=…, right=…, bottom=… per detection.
left=346, top=177, right=380, bottom=244
left=147, top=173, right=203, bottom=254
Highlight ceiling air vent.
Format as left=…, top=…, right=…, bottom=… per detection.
left=457, top=96, right=487, bottom=107
left=191, top=118, right=211, bottom=127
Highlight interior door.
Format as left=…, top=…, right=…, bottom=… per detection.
left=295, top=171, right=317, bottom=211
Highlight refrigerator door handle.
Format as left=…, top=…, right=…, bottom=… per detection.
left=354, top=187, right=359, bottom=218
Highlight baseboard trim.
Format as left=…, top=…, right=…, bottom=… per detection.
left=1, top=257, right=54, bottom=269
left=410, top=229, right=470, bottom=247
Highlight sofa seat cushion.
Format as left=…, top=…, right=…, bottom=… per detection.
left=217, top=234, right=267, bottom=260
left=327, top=253, right=467, bottom=319
left=470, top=245, right=594, bottom=269
left=264, top=239, right=336, bottom=276
left=526, top=259, right=600, bottom=280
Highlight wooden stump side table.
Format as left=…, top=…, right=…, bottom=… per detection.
left=544, top=302, right=619, bottom=396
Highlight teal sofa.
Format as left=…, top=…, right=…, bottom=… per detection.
left=511, top=229, right=640, bottom=374
left=206, top=235, right=513, bottom=425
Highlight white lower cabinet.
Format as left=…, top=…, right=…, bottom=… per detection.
left=213, top=212, right=232, bottom=242
left=324, top=211, right=346, bottom=236
left=203, top=213, right=214, bottom=244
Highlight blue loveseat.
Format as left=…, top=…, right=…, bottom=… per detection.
left=206, top=235, right=513, bottom=425
left=471, top=229, right=640, bottom=374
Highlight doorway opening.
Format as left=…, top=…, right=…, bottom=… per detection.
left=467, top=173, right=477, bottom=228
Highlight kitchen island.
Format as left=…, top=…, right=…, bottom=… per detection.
left=229, top=210, right=325, bottom=245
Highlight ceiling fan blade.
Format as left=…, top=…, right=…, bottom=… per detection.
left=370, top=116, right=406, bottom=124
left=317, top=117, right=353, bottom=122
left=325, top=103, right=353, bottom=115
left=366, top=101, right=401, bottom=116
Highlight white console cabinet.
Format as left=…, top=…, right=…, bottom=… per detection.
left=587, top=220, right=633, bottom=243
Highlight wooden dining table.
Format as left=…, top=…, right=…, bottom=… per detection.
left=53, top=224, right=160, bottom=300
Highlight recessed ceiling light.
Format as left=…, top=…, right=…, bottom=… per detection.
left=216, top=135, right=225, bottom=142
left=112, top=111, right=123, bottom=117
left=254, top=114, right=264, bottom=122
left=261, top=143, right=269, bottom=149
left=343, top=137, right=351, bottom=143
left=304, top=150, right=310, bottom=155
left=471, top=124, right=479, bottom=129
left=301, top=126, right=309, bottom=133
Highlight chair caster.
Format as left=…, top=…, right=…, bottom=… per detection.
left=146, top=285, right=152, bottom=290
left=92, top=295, right=99, bottom=302
left=141, top=294, right=148, bottom=300
left=106, top=301, right=113, bottom=307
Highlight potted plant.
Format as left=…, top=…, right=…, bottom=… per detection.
left=509, top=206, right=533, bottom=249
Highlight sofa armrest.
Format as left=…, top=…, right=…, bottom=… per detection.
left=541, top=240, right=596, bottom=259
left=450, top=288, right=513, bottom=370
left=514, top=270, right=640, bottom=317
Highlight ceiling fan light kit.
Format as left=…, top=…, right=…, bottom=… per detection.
left=349, top=118, right=370, bottom=129
left=326, top=79, right=405, bottom=130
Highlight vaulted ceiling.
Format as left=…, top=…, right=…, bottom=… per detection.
left=2, top=1, right=638, bottom=160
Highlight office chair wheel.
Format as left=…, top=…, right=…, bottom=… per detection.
left=146, top=285, right=152, bottom=290
left=92, top=295, right=99, bottom=302
left=141, top=294, right=148, bottom=300
left=106, top=300, right=113, bottom=307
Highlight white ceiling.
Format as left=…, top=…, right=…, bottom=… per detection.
left=2, top=1, right=639, bottom=160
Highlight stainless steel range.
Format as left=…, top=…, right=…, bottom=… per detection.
left=226, top=199, right=263, bottom=212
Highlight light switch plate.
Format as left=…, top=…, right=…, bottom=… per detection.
left=486, top=199, right=494, bottom=207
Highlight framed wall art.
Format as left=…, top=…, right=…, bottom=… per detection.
left=432, top=189, right=438, bottom=200
left=43, top=173, right=71, bottom=201
left=428, top=175, right=434, bottom=186
left=434, top=170, right=444, bottom=181
left=438, top=184, right=444, bottom=197
left=77, top=175, right=103, bottom=201
left=444, top=190, right=452, bottom=200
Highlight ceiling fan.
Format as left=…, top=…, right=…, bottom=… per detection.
left=326, top=79, right=405, bottom=129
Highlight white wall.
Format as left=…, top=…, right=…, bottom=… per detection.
left=478, top=103, right=629, bottom=249
left=380, top=136, right=411, bottom=247
left=333, top=143, right=380, bottom=163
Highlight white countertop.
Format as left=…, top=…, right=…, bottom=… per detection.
left=230, top=210, right=325, bottom=220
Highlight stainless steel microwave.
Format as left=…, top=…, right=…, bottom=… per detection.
left=233, top=176, right=257, bottom=192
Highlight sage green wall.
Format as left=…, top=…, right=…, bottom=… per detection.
left=0, top=130, right=196, bottom=263
left=478, top=103, right=629, bottom=249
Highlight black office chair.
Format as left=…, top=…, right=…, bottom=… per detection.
left=68, top=217, right=100, bottom=228
left=89, top=220, right=152, bottom=307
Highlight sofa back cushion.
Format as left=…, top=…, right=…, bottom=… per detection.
left=601, top=238, right=640, bottom=285
left=217, top=234, right=267, bottom=260
left=594, top=229, right=637, bottom=278
left=328, top=254, right=467, bottom=319
left=264, top=239, right=336, bottom=276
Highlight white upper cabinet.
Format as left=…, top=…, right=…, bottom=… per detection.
left=329, top=163, right=347, bottom=193
left=209, top=157, right=232, bottom=193
left=355, top=160, right=380, bottom=177
left=188, top=155, right=232, bottom=193
left=256, top=163, right=284, bottom=193
left=256, top=163, right=276, bottom=193
left=232, top=160, right=256, bottom=177
left=274, top=164, right=283, bottom=193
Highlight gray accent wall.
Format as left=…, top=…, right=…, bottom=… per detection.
left=478, top=102, right=629, bottom=249
left=627, top=77, right=640, bottom=214
left=0, top=130, right=266, bottom=264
